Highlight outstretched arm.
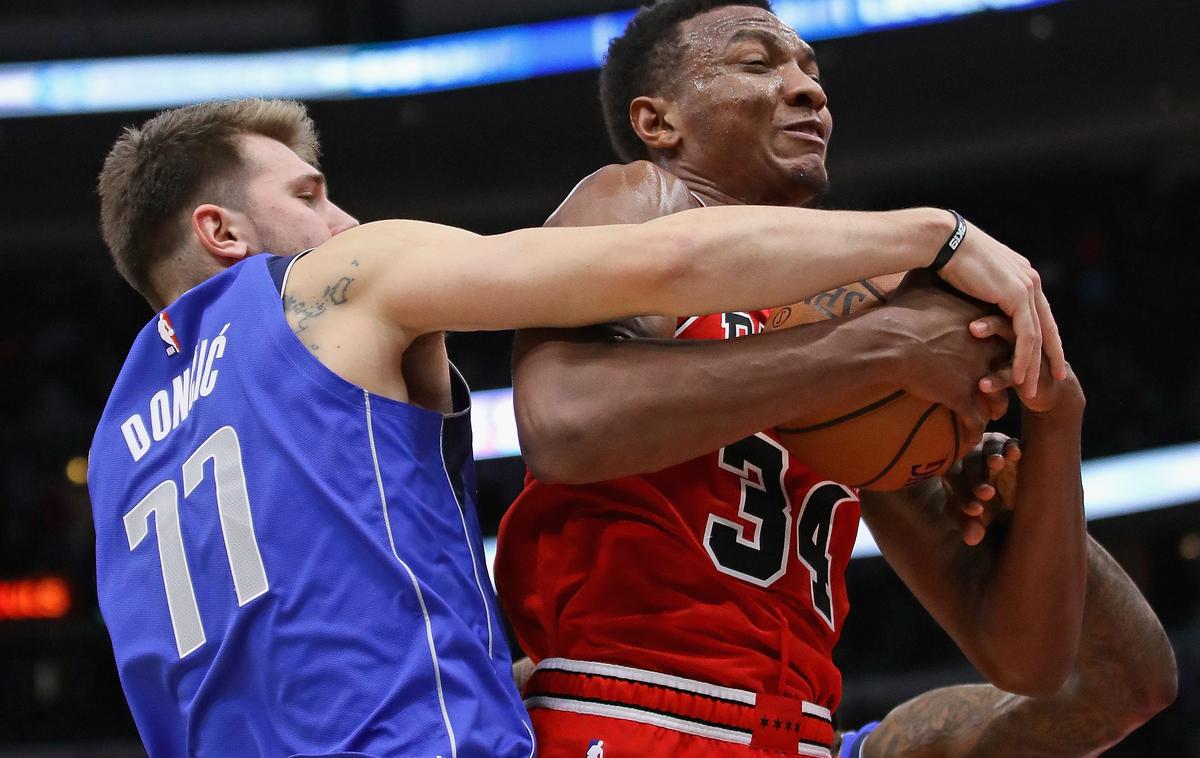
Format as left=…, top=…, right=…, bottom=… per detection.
left=308, top=191, right=955, bottom=335
left=860, top=539, right=1177, bottom=758
left=296, top=161, right=1059, bottom=373
left=859, top=361, right=1088, bottom=696
left=512, top=163, right=1019, bottom=482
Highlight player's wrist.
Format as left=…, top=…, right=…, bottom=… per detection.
left=894, top=207, right=963, bottom=272
left=841, top=309, right=913, bottom=380
left=926, top=210, right=967, bottom=272
left=1021, top=394, right=1085, bottom=428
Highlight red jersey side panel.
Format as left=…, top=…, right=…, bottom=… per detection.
left=495, top=311, right=861, bottom=710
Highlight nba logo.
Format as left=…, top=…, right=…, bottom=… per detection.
left=158, top=311, right=182, bottom=356
left=586, top=739, right=604, bottom=758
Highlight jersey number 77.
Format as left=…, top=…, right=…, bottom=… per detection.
left=123, top=425, right=269, bottom=658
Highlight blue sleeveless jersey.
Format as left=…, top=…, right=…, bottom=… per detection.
left=839, top=722, right=879, bottom=757
left=88, top=254, right=534, bottom=758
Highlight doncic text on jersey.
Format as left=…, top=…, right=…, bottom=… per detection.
left=119, top=321, right=231, bottom=462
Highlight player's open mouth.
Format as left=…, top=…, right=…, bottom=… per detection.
left=779, top=121, right=826, bottom=146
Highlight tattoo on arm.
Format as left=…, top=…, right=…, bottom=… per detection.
left=283, top=294, right=326, bottom=333
left=323, top=276, right=353, bottom=305
left=866, top=685, right=997, bottom=757
left=284, top=270, right=356, bottom=349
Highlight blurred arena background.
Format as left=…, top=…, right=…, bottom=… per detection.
left=1, top=0, right=1197, bottom=754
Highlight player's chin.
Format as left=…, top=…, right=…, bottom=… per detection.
left=786, top=164, right=831, bottom=202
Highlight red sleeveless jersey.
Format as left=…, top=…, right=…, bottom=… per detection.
left=495, top=310, right=862, bottom=712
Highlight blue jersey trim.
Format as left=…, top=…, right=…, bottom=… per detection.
left=265, top=253, right=294, bottom=294
left=840, top=721, right=879, bottom=758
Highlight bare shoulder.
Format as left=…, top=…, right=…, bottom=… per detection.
left=280, top=220, right=473, bottom=334
left=547, top=161, right=699, bottom=227
left=317, top=219, right=475, bottom=262
left=292, top=220, right=474, bottom=289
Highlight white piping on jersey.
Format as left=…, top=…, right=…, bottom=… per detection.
left=278, top=249, right=312, bottom=296
left=364, top=389, right=458, bottom=758
left=690, top=191, right=708, bottom=207
left=798, top=744, right=833, bottom=758
left=524, top=695, right=752, bottom=745
left=521, top=718, right=536, bottom=758
left=438, top=365, right=494, bottom=658
left=674, top=316, right=701, bottom=337
left=854, top=731, right=873, bottom=758
left=535, top=657, right=757, bottom=706
left=443, top=363, right=472, bottom=419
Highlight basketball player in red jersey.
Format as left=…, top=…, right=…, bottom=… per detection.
left=495, top=2, right=1090, bottom=756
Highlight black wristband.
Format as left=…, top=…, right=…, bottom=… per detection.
left=927, top=209, right=967, bottom=272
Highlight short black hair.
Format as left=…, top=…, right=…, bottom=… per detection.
left=600, top=0, right=774, bottom=162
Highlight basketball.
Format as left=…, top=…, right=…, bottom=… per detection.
left=766, top=273, right=967, bottom=491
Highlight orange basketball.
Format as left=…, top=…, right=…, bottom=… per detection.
left=767, top=273, right=967, bottom=491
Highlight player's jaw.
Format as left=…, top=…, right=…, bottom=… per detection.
left=670, top=85, right=832, bottom=207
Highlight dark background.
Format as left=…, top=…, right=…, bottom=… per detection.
left=1, top=0, right=1198, bottom=754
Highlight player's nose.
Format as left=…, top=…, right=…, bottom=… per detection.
left=782, top=62, right=827, bottom=112
left=327, top=203, right=359, bottom=236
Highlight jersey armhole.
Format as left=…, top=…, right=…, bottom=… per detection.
left=840, top=721, right=879, bottom=757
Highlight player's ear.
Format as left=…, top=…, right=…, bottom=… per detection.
left=191, top=204, right=251, bottom=264
left=630, top=96, right=681, bottom=152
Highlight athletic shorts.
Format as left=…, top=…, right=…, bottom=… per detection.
left=524, top=658, right=836, bottom=758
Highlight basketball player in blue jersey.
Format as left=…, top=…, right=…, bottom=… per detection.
left=88, top=98, right=1058, bottom=757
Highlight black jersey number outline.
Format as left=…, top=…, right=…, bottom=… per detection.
left=704, top=433, right=856, bottom=629
left=795, top=481, right=857, bottom=631
left=704, top=433, right=793, bottom=587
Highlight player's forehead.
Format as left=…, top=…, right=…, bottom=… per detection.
left=237, top=132, right=319, bottom=185
left=680, top=5, right=812, bottom=61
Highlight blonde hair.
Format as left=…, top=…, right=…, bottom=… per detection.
left=97, top=99, right=320, bottom=303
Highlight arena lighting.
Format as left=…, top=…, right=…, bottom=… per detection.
left=0, top=577, right=71, bottom=621
left=0, top=0, right=1064, bottom=118
left=479, top=439, right=1200, bottom=575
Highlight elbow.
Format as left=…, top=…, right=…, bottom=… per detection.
left=1070, top=651, right=1178, bottom=751
left=523, top=445, right=589, bottom=486
left=1138, top=664, right=1179, bottom=725
left=1121, top=644, right=1179, bottom=724
left=517, top=405, right=596, bottom=486
left=1151, top=657, right=1180, bottom=715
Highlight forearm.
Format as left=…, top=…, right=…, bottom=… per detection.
left=366, top=206, right=950, bottom=333
left=1015, top=539, right=1176, bottom=751
left=865, top=540, right=1177, bottom=758
left=636, top=205, right=947, bottom=316
left=516, top=319, right=896, bottom=483
left=862, top=414, right=1088, bottom=695
left=973, top=406, right=1087, bottom=689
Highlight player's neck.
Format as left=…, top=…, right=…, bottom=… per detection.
left=667, top=167, right=812, bottom=209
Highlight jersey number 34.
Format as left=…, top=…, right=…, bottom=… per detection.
left=704, top=433, right=855, bottom=631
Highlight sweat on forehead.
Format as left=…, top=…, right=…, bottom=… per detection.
left=686, top=6, right=806, bottom=56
